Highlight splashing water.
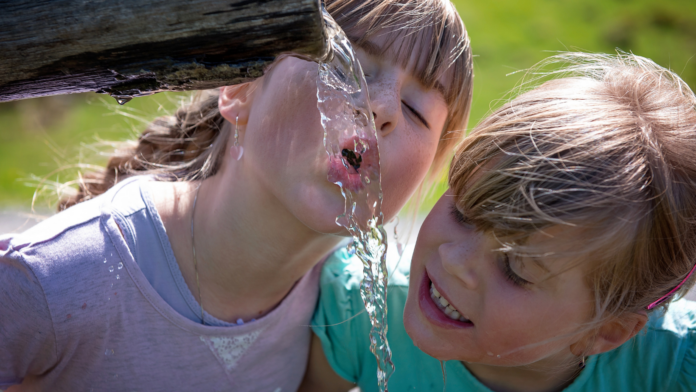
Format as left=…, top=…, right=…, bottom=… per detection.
left=317, top=8, right=394, bottom=391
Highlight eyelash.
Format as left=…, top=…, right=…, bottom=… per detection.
left=450, top=203, right=531, bottom=287
left=402, top=101, right=430, bottom=129
left=449, top=204, right=471, bottom=226
left=502, top=253, right=531, bottom=287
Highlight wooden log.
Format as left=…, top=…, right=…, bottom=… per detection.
left=0, top=0, right=328, bottom=103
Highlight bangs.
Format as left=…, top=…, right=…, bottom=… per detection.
left=327, top=0, right=469, bottom=105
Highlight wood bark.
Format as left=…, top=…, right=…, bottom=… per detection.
left=0, top=0, right=328, bottom=102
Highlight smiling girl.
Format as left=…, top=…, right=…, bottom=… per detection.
left=0, top=1, right=473, bottom=390
left=305, top=53, right=696, bottom=392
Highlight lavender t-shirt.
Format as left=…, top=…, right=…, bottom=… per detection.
left=0, top=177, right=325, bottom=391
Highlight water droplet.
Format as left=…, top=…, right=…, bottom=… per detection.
left=116, top=274, right=120, bottom=280
left=105, top=349, right=114, bottom=356
left=110, top=283, right=114, bottom=288
left=103, top=259, right=107, bottom=263
left=108, top=266, right=114, bottom=273
left=117, top=262, right=123, bottom=270
left=365, top=177, right=370, bottom=184
left=113, top=96, right=132, bottom=105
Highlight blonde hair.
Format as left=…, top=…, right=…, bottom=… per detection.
left=59, top=0, right=473, bottom=210
left=449, top=52, right=696, bottom=325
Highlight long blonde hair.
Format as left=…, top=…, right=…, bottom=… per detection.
left=59, top=0, right=473, bottom=211
left=450, top=52, right=696, bottom=324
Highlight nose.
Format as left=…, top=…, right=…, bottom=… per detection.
left=439, top=237, right=484, bottom=290
left=369, top=78, right=399, bottom=137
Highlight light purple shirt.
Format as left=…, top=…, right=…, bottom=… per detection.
left=0, top=178, right=324, bottom=392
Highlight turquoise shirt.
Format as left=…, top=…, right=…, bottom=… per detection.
left=312, top=249, right=696, bottom=392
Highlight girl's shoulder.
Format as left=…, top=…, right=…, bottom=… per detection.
left=0, top=177, right=150, bottom=333
left=312, top=245, right=414, bottom=385
left=320, top=243, right=413, bottom=290
left=0, top=179, right=147, bottom=383
left=5, top=176, right=150, bottom=267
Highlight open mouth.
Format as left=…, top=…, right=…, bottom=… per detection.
left=327, top=137, right=376, bottom=192
left=341, top=148, right=363, bottom=172
left=430, top=283, right=471, bottom=323
left=419, top=271, right=474, bottom=328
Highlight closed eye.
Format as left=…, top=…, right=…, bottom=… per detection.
left=450, top=204, right=472, bottom=226
left=402, top=101, right=430, bottom=129
left=502, top=253, right=532, bottom=287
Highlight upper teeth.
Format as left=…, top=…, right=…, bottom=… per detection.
left=430, top=283, right=470, bottom=323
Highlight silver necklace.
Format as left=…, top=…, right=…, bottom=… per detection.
left=191, top=182, right=205, bottom=325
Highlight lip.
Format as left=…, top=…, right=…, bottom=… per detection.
left=327, top=136, right=378, bottom=193
left=418, top=270, right=474, bottom=329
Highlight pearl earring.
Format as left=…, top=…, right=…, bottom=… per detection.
left=230, top=115, right=244, bottom=161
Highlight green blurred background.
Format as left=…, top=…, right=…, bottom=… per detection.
left=0, top=0, right=695, bottom=212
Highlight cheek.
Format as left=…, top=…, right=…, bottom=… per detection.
left=379, top=131, right=439, bottom=218
left=248, top=61, right=325, bottom=170
left=478, top=287, right=585, bottom=361
left=258, top=64, right=319, bottom=130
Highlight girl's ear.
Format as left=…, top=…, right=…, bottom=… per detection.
left=572, top=311, right=648, bottom=357
left=218, top=83, right=255, bottom=126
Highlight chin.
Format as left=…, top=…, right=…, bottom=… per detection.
left=403, top=296, right=447, bottom=359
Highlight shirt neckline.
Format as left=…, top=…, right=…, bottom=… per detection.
left=100, top=176, right=321, bottom=335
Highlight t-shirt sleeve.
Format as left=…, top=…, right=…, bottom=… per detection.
left=679, top=341, right=696, bottom=392
left=675, top=302, right=696, bottom=392
left=0, top=238, right=58, bottom=388
left=311, top=249, right=372, bottom=384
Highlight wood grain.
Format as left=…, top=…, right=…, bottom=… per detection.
left=0, top=0, right=328, bottom=102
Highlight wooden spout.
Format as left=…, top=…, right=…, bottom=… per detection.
left=0, top=0, right=328, bottom=102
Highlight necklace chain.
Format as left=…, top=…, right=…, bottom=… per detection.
left=191, top=182, right=205, bottom=325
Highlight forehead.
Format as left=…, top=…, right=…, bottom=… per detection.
left=345, top=16, right=464, bottom=101
left=349, top=32, right=448, bottom=99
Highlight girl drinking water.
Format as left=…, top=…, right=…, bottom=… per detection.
left=0, top=0, right=473, bottom=390
left=305, top=52, right=696, bottom=392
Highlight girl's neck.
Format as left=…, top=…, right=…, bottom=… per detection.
left=463, top=357, right=581, bottom=392
left=152, top=173, right=343, bottom=324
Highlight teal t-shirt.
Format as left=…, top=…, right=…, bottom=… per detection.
left=312, top=248, right=696, bottom=392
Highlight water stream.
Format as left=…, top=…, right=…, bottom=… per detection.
left=102, top=8, right=396, bottom=389
left=316, top=8, right=394, bottom=391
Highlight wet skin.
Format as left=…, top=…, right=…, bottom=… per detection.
left=230, top=40, right=448, bottom=235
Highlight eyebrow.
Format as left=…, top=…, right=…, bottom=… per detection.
left=349, top=36, right=447, bottom=99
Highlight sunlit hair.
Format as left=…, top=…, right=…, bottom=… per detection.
left=449, top=52, right=696, bottom=326
left=58, top=0, right=472, bottom=210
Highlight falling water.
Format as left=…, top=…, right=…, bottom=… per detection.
left=316, top=8, right=394, bottom=391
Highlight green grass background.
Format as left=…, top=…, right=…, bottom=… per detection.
left=0, top=0, right=695, bottom=210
